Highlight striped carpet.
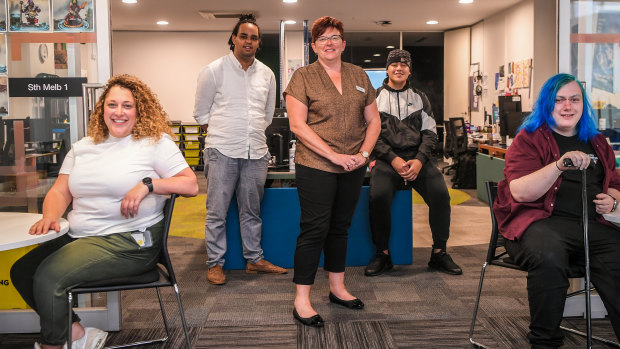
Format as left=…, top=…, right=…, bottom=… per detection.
left=2, top=240, right=616, bottom=348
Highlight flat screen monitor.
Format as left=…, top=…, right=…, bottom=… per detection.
left=500, top=111, right=528, bottom=139
left=265, top=110, right=291, bottom=167
left=364, top=69, right=386, bottom=90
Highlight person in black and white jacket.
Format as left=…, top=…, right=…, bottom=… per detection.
left=365, top=49, right=462, bottom=277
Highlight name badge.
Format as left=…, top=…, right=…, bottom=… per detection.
left=356, top=85, right=365, bottom=93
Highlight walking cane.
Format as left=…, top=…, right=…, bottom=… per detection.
left=565, top=158, right=592, bottom=348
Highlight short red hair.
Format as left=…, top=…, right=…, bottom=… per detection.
left=311, top=16, right=345, bottom=43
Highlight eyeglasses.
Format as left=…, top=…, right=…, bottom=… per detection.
left=315, top=35, right=342, bottom=44
left=555, top=97, right=582, bottom=105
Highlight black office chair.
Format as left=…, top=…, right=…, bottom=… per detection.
left=468, top=182, right=620, bottom=348
left=441, top=120, right=456, bottom=175
left=66, top=194, right=191, bottom=349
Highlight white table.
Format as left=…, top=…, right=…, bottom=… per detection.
left=0, top=212, right=121, bottom=333
left=0, top=212, right=69, bottom=251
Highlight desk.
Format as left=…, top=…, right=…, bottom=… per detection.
left=477, top=143, right=507, bottom=159
left=0, top=212, right=69, bottom=251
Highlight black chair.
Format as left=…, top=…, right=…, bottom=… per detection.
left=442, top=117, right=470, bottom=174
left=66, top=194, right=191, bottom=349
left=468, top=182, right=620, bottom=348
left=442, top=120, right=456, bottom=175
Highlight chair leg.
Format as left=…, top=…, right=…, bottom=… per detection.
left=67, top=292, right=74, bottom=349
left=469, top=262, right=490, bottom=349
left=172, top=283, right=192, bottom=348
left=156, top=287, right=171, bottom=339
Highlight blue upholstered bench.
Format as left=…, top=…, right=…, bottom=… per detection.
left=222, top=186, right=412, bottom=270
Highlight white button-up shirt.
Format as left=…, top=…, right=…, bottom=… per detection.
left=193, top=52, right=276, bottom=159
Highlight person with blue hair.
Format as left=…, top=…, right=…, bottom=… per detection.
left=493, top=73, right=620, bottom=348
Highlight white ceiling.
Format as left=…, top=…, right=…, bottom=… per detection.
left=110, top=0, right=524, bottom=33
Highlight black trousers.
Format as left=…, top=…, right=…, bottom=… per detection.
left=293, top=164, right=366, bottom=285
left=505, top=216, right=620, bottom=348
left=369, top=158, right=451, bottom=252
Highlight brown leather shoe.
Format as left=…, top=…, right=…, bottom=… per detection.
left=246, top=259, right=287, bottom=274
left=207, top=265, right=226, bottom=285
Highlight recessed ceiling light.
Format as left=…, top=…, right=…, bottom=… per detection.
left=373, top=53, right=381, bottom=57
left=284, top=20, right=296, bottom=25
left=459, top=0, right=474, bottom=3
left=426, top=20, right=439, bottom=25
left=364, top=59, right=371, bottom=63
left=122, top=0, right=137, bottom=3
left=386, top=45, right=395, bottom=49
left=157, top=20, right=169, bottom=25
left=283, top=0, right=297, bottom=3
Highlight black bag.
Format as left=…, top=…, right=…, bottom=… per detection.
left=453, top=151, right=476, bottom=189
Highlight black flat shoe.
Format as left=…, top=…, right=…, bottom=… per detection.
left=328, top=292, right=364, bottom=309
left=293, top=308, right=324, bottom=327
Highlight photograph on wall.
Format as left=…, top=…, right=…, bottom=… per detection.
left=592, top=11, right=619, bottom=93
left=0, top=0, right=7, bottom=31
left=0, top=33, right=6, bottom=74
left=0, top=76, right=8, bottom=117
left=53, top=0, right=94, bottom=32
left=8, top=0, right=50, bottom=32
left=54, top=42, right=67, bottom=69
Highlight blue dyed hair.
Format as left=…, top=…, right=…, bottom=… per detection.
left=518, top=73, right=598, bottom=142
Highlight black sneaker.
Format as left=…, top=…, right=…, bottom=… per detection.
left=428, top=250, right=462, bottom=275
left=365, top=252, right=393, bottom=276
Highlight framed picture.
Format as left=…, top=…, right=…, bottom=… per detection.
left=0, top=76, right=8, bottom=117
left=53, top=0, right=94, bottom=32
left=0, top=0, right=7, bottom=31
left=54, top=42, right=67, bottom=69
left=0, top=33, right=6, bottom=74
left=8, top=0, right=50, bottom=32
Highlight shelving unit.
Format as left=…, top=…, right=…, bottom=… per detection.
left=170, top=123, right=205, bottom=170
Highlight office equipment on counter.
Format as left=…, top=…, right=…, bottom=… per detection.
left=266, top=108, right=291, bottom=169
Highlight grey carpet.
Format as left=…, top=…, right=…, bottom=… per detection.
left=1, top=240, right=618, bottom=348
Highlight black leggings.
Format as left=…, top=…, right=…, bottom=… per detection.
left=292, top=164, right=366, bottom=285
left=369, top=159, right=450, bottom=252
left=505, top=216, right=620, bottom=347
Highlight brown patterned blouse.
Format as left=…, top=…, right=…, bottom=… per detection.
left=284, top=61, right=376, bottom=173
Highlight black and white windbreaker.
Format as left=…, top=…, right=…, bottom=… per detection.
left=372, top=78, right=437, bottom=166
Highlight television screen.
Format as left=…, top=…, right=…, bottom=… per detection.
left=365, top=69, right=386, bottom=90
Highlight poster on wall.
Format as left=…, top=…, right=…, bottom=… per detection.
left=0, top=0, right=7, bottom=31
left=53, top=0, right=94, bottom=32
left=592, top=11, right=619, bottom=93
left=8, top=0, right=50, bottom=32
left=54, top=42, right=67, bottom=69
left=0, top=76, right=8, bottom=117
left=0, top=33, right=6, bottom=74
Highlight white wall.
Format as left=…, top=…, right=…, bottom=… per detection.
left=112, top=31, right=230, bottom=123
left=464, top=0, right=557, bottom=128
left=444, top=27, right=471, bottom=122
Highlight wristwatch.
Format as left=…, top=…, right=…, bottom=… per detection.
left=359, top=151, right=369, bottom=159
left=610, top=194, right=618, bottom=212
left=142, top=177, right=153, bottom=193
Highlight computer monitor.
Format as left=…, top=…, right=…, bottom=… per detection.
left=500, top=111, right=528, bottom=140
left=265, top=108, right=291, bottom=167
left=364, top=69, right=386, bottom=90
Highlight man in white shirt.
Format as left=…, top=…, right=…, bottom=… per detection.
left=193, top=14, right=285, bottom=285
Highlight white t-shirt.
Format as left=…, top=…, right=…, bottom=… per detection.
left=59, top=133, right=188, bottom=238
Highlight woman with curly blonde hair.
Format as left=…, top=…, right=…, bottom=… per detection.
left=88, top=74, right=173, bottom=143
left=10, top=75, right=198, bottom=349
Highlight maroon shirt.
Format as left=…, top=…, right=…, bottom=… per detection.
left=493, top=124, right=620, bottom=240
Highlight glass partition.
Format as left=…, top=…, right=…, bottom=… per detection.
left=564, top=0, right=620, bottom=142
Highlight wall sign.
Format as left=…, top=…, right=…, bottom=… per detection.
left=8, top=77, right=87, bottom=97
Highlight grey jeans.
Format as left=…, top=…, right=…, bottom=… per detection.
left=10, top=220, right=164, bottom=346
left=203, top=148, right=269, bottom=267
